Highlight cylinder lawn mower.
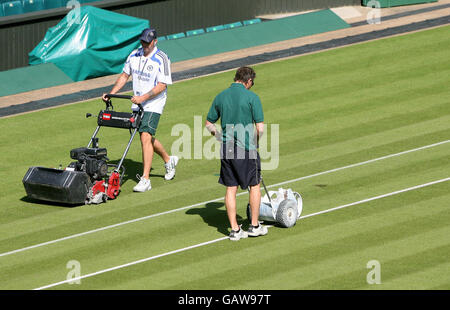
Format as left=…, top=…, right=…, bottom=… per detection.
left=22, top=94, right=142, bottom=205
left=247, top=178, right=303, bottom=228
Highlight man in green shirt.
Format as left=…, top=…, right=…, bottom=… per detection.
left=205, top=66, right=268, bottom=241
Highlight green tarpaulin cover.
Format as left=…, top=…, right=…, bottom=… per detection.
left=29, top=6, right=149, bottom=82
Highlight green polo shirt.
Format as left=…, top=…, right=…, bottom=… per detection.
left=207, top=83, right=264, bottom=150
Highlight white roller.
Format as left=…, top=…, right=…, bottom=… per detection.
left=248, top=187, right=303, bottom=228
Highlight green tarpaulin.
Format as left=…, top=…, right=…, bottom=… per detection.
left=29, top=6, right=149, bottom=82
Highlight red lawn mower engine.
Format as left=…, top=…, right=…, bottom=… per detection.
left=67, top=146, right=122, bottom=204
left=22, top=94, right=142, bottom=205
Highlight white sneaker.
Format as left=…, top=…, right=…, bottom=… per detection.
left=229, top=225, right=248, bottom=241
left=133, top=175, right=151, bottom=192
left=164, top=155, right=179, bottom=180
left=247, top=222, right=268, bottom=237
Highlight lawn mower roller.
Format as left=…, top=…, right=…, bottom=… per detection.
left=22, top=94, right=142, bottom=205
left=247, top=177, right=303, bottom=228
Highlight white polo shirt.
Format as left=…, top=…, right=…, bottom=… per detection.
left=123, top=46, right=172, bottom=114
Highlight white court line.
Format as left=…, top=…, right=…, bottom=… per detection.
left=0, top=139, right=449, bottom=258
left=34, top=177, right=450, bottom=290
left=299, top=177, right=450, bottom=219
left=266, top=139, right=450, bottom=189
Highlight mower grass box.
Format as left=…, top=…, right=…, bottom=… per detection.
left=23, top=167, right=91, bottom=205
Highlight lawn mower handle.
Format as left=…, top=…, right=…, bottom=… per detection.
left=104, top=94, right=143, bottom=112
left=105, top=94, right=133, bottom=100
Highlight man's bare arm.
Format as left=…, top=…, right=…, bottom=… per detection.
left=102, top=72, right=130, bottom=102
left=255, top=122, right=264, bottom=147
left=205, top=120, right=222, bottom=141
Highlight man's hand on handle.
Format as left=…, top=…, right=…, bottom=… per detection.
left=102, top=93, right=111, bottom=103
left=131, top=95, right=148, bottom=105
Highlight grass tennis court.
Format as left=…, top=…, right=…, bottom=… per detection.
left=0, top=25, right=449, bottom=290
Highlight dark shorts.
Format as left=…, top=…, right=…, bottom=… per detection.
left=139, top=112, right=161, bottom=136
left=218, top=144, right=261, bottom=190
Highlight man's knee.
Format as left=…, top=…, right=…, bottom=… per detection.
left=140, top=132, right=155, bottom=143
left=249, top=183, right=261, bottom=191
left=226, top=186, right=238, bottom=194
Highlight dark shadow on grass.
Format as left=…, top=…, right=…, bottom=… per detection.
left=20, top=196, right=81, bottom=208
left=186, top=202, right=246, bottom=236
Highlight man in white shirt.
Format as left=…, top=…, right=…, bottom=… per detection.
left=102, top=28, right=178, bottom=192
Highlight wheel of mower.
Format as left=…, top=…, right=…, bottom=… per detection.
left=276, top=199, right=298, bottom=228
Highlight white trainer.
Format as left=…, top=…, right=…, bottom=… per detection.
left=164, top=155, right=179, bottom=180
left=229, top=225, right=248, bottom=241
left=133, top=175, right=151, bottom=192
left=247, top=222, right=268, bottom=237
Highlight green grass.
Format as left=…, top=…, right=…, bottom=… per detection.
left=0, top=25, right=449, bottom=290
